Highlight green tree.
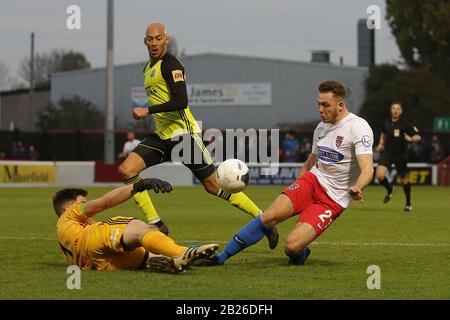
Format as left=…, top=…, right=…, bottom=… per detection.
left=37, top=96, right=104, bottom=130
left=59, top=51, right=91, bottom=71
left=360, top=64, right=450, bottom=132
left=386, top=0, right=450, bottom=83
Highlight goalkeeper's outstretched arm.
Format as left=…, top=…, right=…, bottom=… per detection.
left=84, top=179, right=172, bottom=216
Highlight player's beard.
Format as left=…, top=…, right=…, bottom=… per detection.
left=150, top=50, right=159, bottom=60
left=327, top=110, right=340, bottom=124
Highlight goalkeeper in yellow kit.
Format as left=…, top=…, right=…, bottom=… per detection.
left=118, top=22, right=278, bottom=249
left=54, top=178, right=218, bottom=272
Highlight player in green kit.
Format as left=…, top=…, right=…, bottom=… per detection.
left=118, top=22, right=278, bottom=249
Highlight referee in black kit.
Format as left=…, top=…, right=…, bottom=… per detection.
left=375, top=102, right=421, bottom=212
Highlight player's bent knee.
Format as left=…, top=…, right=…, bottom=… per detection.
left=202, top=179, right=220, bottom=195
left=284, top=222, right=316, bottom=255
left=123, top=220, right=148, bottom=249
left=118, top=162, right=139, bottom=179
left=260, top=210, right=283, bottom=227
left=284, top=239, right=305, bottom=257
left=375, top=170, right=385, bottom=181
left=376, top=167, right=386, bottom=180
left=123, top=219, right=160, bottom=249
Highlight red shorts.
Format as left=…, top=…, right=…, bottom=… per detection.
left=282, top=172, right=344, bottom=236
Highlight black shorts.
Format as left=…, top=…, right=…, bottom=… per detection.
left=132, top=133, right=215, bottom=181
left=378, top=151, right=408, bottom=177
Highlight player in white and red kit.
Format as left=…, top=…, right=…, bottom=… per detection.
left=206, top=80, right=374, bottom=266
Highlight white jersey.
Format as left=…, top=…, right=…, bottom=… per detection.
left=310, top=113, right=373, bottom=208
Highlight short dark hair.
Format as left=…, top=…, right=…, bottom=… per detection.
left=52, top=188, right=87, bottom=216
left=391, top=100, right=403, bottom=108
left=319, top=80, right=348, bottom=99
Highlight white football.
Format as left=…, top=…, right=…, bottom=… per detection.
left=216, top=159, right=250, bottom=193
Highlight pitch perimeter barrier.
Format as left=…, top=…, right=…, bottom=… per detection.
left=194, top=163, right=438, bottom=186
left=0, top=161, right=438, bottom=187
left=0, top=161, right=95, bottom=186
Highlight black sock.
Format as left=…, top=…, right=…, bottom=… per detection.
left=379, top=178, right=392, bottom=192
left=403, top=183, right=411, bottom=205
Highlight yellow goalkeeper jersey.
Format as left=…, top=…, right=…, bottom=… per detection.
left=56, top=202, right=97, bottom=269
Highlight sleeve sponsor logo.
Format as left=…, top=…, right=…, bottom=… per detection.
left=172, top=70, right=184, bottom=83
left=362, top=135, right=371, bottom=147
left=317, top=146, right=344, bottom=163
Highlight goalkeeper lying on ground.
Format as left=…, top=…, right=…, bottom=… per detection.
left=53, top=178, right=218, bottom=273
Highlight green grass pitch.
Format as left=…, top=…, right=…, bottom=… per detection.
left=0, top=185, right=449, bottom=300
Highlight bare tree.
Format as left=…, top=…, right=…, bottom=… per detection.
left=168, top=37, right=187, bottom=58
left=168, top=36, right=179, bottom=57
left=18, top=49, right=91, bottom=88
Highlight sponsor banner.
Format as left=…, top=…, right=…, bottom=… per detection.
left=193, top=164, right=299, bottom=186
left=433, top=117, right=450, bottom=132
left=193, top=163, right=437, bottom=186
left=0, top=164, right=55, bottom=183
left=373, top=164, right=435, bottom=185
left=131, top=87, right=149, bottom=108
left=131, top=83, right=272, bottom=107
left=187, top=83, right=272, bottom=106
left=246, top=165, right=299, bottom=185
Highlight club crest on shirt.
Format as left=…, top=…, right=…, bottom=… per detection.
left=336, top=136, right=344, bottom=148
left=287, top=183, right=299, bottom=190
left=150, top=69, right=156, bottom=77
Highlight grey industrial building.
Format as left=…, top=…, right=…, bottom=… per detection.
left=51, top=53, right=368, bottom=130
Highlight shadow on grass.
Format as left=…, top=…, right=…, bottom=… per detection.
left=37, top=262, right=193, bottom=276
left=37, top=262, right=67, bottom=268
left=243, top=256, right=344, bottom=268
left=352, top=207, right=388, bottom=212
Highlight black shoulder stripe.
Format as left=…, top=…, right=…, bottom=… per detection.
left=162, top=53, right=184, bottom=72
left=143, top=61, right=150, bottom=73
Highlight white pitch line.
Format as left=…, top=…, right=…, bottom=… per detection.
left=311, top=241, right=450, bottom=247
left=1, top=236, right=448, bottom=247
left=182, top=240, right=450, bottom=247
left=0, top=236, right=56, bottom=241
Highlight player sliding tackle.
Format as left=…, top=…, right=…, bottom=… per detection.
left=203, top=80, right=374, bottom=266
left=53, top=178, right=218, bottom=273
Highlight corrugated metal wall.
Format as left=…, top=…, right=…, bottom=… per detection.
left=51, top=53, right=367, bottom=130
left=0, top=89, right=50, bottom=131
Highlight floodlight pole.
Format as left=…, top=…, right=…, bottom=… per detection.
left=29, top=32, right=35, bottom=131
left=30, top=32, right=35, bottom=93
left=104, top=0, right=115, bottom=164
